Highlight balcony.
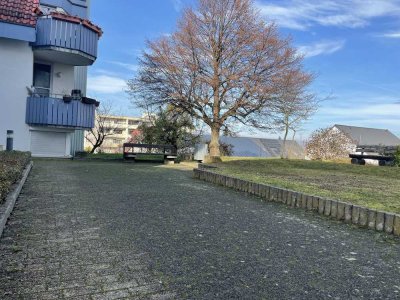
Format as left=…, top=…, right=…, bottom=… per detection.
left=32, top=14, right=102, bottom=66
left=26, top=96, right=96, bottom=129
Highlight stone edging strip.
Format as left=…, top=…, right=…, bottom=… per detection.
left=0, top=161, right=33, bottom=238
left=193, top=168, right=400, bottom=237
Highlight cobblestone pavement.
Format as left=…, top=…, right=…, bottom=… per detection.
left=1, top=160, right=400, bottom=299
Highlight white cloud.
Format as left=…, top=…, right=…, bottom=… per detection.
left=171, top=0, right=183, bottom=12
left=93, top=68, right=123, bottom=77
left=319, top=103, right=400, bottom=118
left=87, top=75, right=127, bottom=94
left=107, top=61, right=138, bottom=72
left=256, top=0, right=400, bottom=30
left=380, top=31, right=400, bottom=38
left=311, top=102, right=400, bottom=136
left=297, top=40, right=345, bottom=58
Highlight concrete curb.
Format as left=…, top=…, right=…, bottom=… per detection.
left=193, top=168, right=400, bottom=237
left=0, top=161, right=33, bottom=238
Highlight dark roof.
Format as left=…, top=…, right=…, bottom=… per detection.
left=0, top=0, right=39, bottom=27
left=202, top=135, right=304, bottom=158
left=334, top=124, right=400, bottom=146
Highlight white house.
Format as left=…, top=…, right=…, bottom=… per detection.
left=332, top=124, right=400, bottom=153
left=0, top=0, right=102, bottom=157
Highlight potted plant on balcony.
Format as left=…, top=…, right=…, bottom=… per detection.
left=71, top=89, right=82, bottom=100
left=63, top=95, right=72, bottom=103
left=82, top=96, right=100, bottom=107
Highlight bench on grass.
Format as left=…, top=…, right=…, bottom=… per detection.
left=349, top=145, right=397, bottom=166
left=123, top=143, right=177, bottom=163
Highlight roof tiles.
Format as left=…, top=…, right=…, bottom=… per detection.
left=50, top=12, right=103, bottom=36
left=0, top=0, right=39, bottom=27
left=334, top=124, right=400, bottom=146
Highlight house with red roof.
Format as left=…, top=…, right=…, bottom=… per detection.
left=0, top=0, right=102, bottom=157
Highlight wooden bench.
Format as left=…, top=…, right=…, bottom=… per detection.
left=123, top=143, right=177, bottom=163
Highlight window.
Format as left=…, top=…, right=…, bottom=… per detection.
left=128, top=120, right=140, bottom=125
left=114, top=119, right=125, bottom=125
left=33, top=63, right=51, bottom=96
left=112, top=139, right=123, bottom=144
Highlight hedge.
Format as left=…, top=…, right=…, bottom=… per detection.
left=0, top=151, right=31, bottom=204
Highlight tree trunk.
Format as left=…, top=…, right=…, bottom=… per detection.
left=209, top=125, right=221, bottom=157
left=281, top=124, right=289, bottom=159
left=90, top=135, right=105, bottom=154
left=90, top=143, right=100, bottom=154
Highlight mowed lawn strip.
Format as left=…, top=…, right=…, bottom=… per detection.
left=212, top=158, right=400, bottom=214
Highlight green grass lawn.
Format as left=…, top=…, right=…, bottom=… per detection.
left=135, top=153, right=165, bottom=161
left=212, top=157, right=400, bottom=214
left=84, top=153, right=123, bottom=160
left=82, top=153, right=166, bottom=162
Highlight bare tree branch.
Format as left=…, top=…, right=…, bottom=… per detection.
left=85, top=101, right=119, bottom=153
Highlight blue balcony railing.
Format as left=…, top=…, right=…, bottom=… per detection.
left=26, top=96, right=95, bottom=129
left=32, top=16, right=100, bottom=65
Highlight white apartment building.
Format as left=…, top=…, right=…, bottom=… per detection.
left=0, top=0, right=102, bottom=157
left=85, top=115, right=151, bottom=153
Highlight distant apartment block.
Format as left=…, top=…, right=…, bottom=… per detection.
left=85, top=115, right=151, bottom=153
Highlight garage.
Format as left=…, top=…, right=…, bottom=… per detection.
left=30, top=131, right=68, bottom=157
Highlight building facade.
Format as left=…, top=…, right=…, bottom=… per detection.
left=0, top=0, right=102, bottom=157
left=333, top=124, right=400, bottom=146
left=85, top=115, right=150, bottom=153
left=332, top=124, right=400, bottom=153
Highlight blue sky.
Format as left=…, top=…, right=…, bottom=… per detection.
left=87, top=0, right=400, bottom=140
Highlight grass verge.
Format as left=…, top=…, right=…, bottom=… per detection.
left=78, top=153, right=165, bottom=162
left=0, top=151, right=31, bottom=204
left=76, top=153, right=123, bottom=160
left=212, top=157, right=400, bottom=214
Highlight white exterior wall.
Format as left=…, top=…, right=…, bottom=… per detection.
left=331, top=126, right=357, bottom=153
left=0, top=38, right=33, bottom=151
left=51, top=63, right=75, bottom=96
left=0, top=38, right=81, bottom=155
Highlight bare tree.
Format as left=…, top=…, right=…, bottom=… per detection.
left=268, top=69, right=317, bottom=158
left=85, top=102, right=117, bottom=154
left=306, top=127, right=353, bottom=160
left=128, top=0, right=312, bottom=157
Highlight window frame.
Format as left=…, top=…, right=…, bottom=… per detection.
left=33, top=62, right=52, bottom=97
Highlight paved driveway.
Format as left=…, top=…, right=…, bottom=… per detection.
left=0, top=160, right=400, bottom=299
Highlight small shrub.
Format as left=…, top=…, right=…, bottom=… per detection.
left=394, top=147, right=400, bottom=167
left=220, top=142, right=234, bottom=157
left=0, top=151, right=31, bottom=204
left=205, top=141, right=235, bottom=157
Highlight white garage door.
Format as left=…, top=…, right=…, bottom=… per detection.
left=31, top=131, right=67, bottom=157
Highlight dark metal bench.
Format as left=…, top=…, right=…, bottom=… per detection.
left=123, top=143, right=177, bottom=163
left=350, top=145, right=397, bottom=166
